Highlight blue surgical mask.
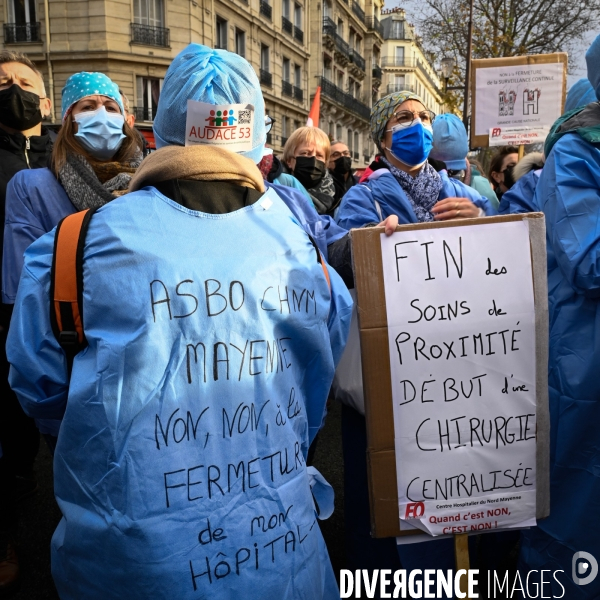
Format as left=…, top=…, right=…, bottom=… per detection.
left=74, top=106, right=126, bottom=160
left=386, top=119, right=433, bottom=168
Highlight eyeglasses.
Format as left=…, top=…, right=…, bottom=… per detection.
left=391, top=109, right=436, bottom=126
left=265, top=115, right=276, bottom=133
left=331, top=150, right=351, bottom=159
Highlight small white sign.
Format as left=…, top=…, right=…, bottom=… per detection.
left=380, top=221, right=537, bottom=536
left=475, top=62, right=564, bottom=136
left=489, top=126, right=550, bottom=147
left=185, top=100, right=254, bottom=152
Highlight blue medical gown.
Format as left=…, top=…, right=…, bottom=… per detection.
left=336, top=169, right=496, bottom=229
left=264, top=180, right=347, bottom=259
left=519, top=134, right=600, bottom=598
left=498, top=169, right=542, bottom=215
left=7, top=186, right=352, bottom=600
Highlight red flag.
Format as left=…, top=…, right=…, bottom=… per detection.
left=306, top=87, right=321, bottom=127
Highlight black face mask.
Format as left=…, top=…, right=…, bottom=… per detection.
left=0, top=84, right=43, bottom=131
left=333, top=156, right=352, bottom=175
left=502, top=165, right=516, bottom=189
left=293, top=156, right=327, bottom=189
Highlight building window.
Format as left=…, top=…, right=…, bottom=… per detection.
left=135, top=76, right=163, bottom=121
left=337, top=19, right=344, bottom=39
left=336, top=124, right=342, bottom=141
left=354, top=131, right=359, bottom=159
left=347, top=129, right=353, bottom=152
left=294, top=64, right=301, bottom=88
left=323, top=55, right=332, bottom=81
left=215, top=16, right=228, bottom=50
left=261, top=44, right=270, bottom=72
left=391, top=20, right=405, bottom=39
left=323, top=0, right=331, bottom=18
left=294, top=119, right=300, bottom=131
left=349, top=29, right=355, bottom=50
left=134, top=0, right=164, bottom=26
left=328, top=121, right=334, bottom=137
left=283, top=58, right=291, bottom=81
left=348, top=78, right=355, bottom=98
left=283, top=0, right=290, bottom=17
left=294, top=4, right=302, bottom=28
left=337, top=70, right=343, bottom=89
left=5, top=0, right=40, bottom=42
left=282, top=115, right=289, bottom=145
left=395, top=46, right=404, bottom=65
left=235, top=28, right=245, bottom=57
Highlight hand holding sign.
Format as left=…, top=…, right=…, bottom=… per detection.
left=431, top=198, right=481, bottom=221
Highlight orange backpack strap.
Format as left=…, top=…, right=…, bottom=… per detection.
left=50, top=208, right=96, bottom=374
left=307, top=235, right=331, bottom=292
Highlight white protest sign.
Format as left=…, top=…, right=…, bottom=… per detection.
left=474, top=62, right=564, bottom=137
left=489, top=125, right=550, bottom=147
left=185, top=100, right=254, bottom=152
left=380, top=221, right=537, bottom=536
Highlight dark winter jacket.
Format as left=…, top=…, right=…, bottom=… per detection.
left=0, top=126, right=53, bottom=328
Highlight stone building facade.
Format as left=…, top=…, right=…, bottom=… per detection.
left=380, top=7, right=443, bottom=115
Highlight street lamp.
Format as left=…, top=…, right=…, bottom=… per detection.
left=441, top=56, right=464, bottom=92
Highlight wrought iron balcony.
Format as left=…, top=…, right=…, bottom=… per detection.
left=319, top=77, right=370, bottom=121
left=322, top=18, right=349, bottom=56
left=294, top=86, right=303, bottom=102
left=260, top=1, right=272, bottom=19
left=260, top=69, right=272, bottom=86
left=282, top=80, right=293, bottom=97
left=294, top=26, right=304, bottom=43
left=131, top=23, right=170, bottom=47
left=349, top=49, right=365, bottom=72
left=386, top=83, right=416, bottom=94
left=3, top=22, right=41, bottom=43
left=366, top=16, right=383, bottom=36
left=381, top=56, right=417, bottom=68
left=282, top=17, right=293, bottom=34
left=352, top=1, right=365, bottom=22
left=372, top=64, right=382, bottom=80
left=133, top=107, right=155, bottom=121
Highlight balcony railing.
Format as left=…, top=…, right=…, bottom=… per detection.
left=319, top=77, right=370, bottom=121
left=260, top=69, right=272, bottom=86
left=352, top=0, right=365, bottom=22
left=366, top=16, right=383, bottom=36
left=322, top=18, right=349, bottom=56
left=282, top=16, right=293, bottom=34
left=3, top=22, right=41, bottom=43
left=282, top=80, right=293, bottom=97
left=294, top=26, right=304, bottom=43
left=260, top=1, right=272, bottom=19
left=131, top=23, right=170, bottom=47
left=386, top=83, right=416, bottom=94
left=349, top=49, right=365, bottom=72
left=372, top=64, right=382, bottom=80
left=381, top=56, right=417, bottom=68
left=294, top=86, right=303, bottom=102
left=133, top=107, right=154, bottom=121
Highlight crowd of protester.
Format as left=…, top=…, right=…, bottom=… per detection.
left=0, top=30, right=599, bottom=599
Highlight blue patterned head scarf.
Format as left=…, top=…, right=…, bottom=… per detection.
left=61, top=72, right=124, bottom=121
left=370, top=90, right=427, bottom=150
left=153, top=43, right=266, bottom=163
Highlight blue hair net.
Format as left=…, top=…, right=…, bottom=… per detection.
left=564, top=78, right=596, bottom=112
left=429, top=113, right=468, bottom=170
left=585, top=33, right=600, bottom=100
left=61, top=72, right=123, bottom=121
left=153, top=44, right=266, bottom=163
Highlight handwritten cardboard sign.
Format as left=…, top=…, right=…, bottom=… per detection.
left=351, top=214, right=550, bottom=538
left=470, top=54, right=567, bottom=148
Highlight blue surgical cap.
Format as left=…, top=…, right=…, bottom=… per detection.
left=153, top=44, right=266, bottom=163
left=564, top=78, right=596, bottom=112
left=429, top=113, right=468, bottom=170
left=61, top=72, right=123, bottom=121
left=586, top=33, right=600, bottom=100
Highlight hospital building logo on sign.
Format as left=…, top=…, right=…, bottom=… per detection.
left=185, top=100, right=254, bottom=152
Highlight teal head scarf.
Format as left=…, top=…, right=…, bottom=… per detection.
left=370, top=90, right=427, bottom=150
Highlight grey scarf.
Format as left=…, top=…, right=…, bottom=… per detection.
left=308, top=171, right=338, bottom=216
left=59, top=152, right=142, bottom=211
left=382, top=157, right=443, bottom=222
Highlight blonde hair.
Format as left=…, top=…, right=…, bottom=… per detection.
left=282, top=126, right=331, bottom=165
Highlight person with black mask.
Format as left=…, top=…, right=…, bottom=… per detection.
left=488, top=145, right=518, bottom=202
left=282, top=126, right=338, bottom=216
left=328, top=141, right=357, bottom=203
left=0, top=50, right=53, bottom=597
